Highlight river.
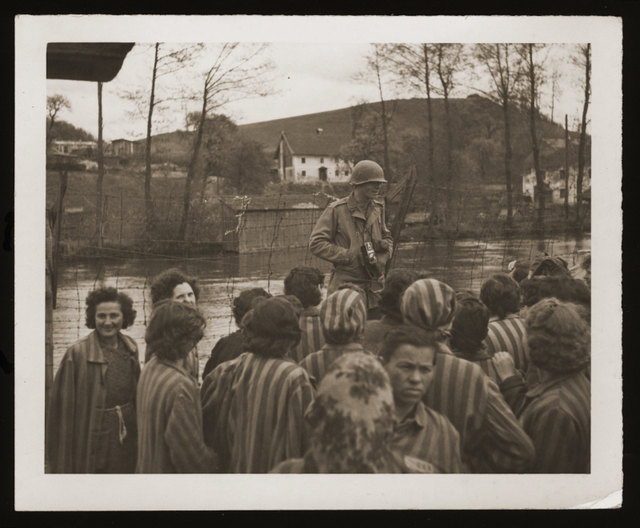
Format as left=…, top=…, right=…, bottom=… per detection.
left=51, top=234, right=590, bottom=380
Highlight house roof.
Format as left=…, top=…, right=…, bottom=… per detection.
left=281, top=130, right=351, bottom=157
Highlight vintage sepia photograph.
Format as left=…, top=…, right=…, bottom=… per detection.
left=15, top=15, right=622, bottom=510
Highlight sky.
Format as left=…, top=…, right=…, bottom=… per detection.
left=46, top=41, right=588, bottom=142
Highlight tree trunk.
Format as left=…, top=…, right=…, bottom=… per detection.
left=527, top=45, right=544, bottom=234
left=179, top=87, right=208, bottom=241
left=564, top=114, right=570, bottom=220
left=576, top=43, right=591, bottom=227
left=375, top=61, right=392, bottom=184
left=423, top=44, right=437, bottom=221
left=144, top=43, right=159, bottom=238
left=503, top=100, right=513, bottom=227
left=96, top=82, right=105, bottom=249
left=443, top=88, right=454, bottom=224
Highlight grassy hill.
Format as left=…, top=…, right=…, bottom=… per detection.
left=143, top=95, right=590, bottom=186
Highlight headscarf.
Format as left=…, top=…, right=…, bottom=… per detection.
left=319, top=287, right=367, bottom=345
left=400, top=279, right=457, bottom=339
left=304, top=352, right=400, bottom=473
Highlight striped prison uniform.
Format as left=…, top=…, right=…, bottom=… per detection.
left=502, top=371, right=590, bottom=473
left=299, top=342, right=366, bottom=387
left=424, top=349, right=535, bottom=473
left=391, top=401, right=465, bottom=473
left=136, top=355, right=217, bottom=473
left=484, top=315, right=529, bottom=374
left=146, top=345, right=200, bottom=384
left=290, top=306, right=325, bottom=363
left=201, top=352, right=315, bottom=473
left=452, top=348, right=501, bottom=385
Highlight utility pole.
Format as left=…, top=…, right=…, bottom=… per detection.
left=564, top=114, right=570, bottom=220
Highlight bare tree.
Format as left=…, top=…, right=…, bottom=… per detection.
left=380, top=44, right=436, bottom=192
left=473, top=44, right=523, bottom=227
left=362, top=44, right=395, bottom=183
left=433, top=43, right=465, bottom=223
left=46, top=94, right=71, bottom=150
left=95, top=82, right=105, bottom=249
left=178, top=43, right=273, bottom=241
left=122, top=43, right=202, bottom=238
left=518, top=43, right=546, bottom=234
left=575, top=43, right=591, bottom=227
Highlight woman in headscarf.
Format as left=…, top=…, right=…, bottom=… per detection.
left=46, top=287, right=139, bottom=473
left=298, top=285, right=368, bottom=386
left=271, top=352, right=430, bottom=473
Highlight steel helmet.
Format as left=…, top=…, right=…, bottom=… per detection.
left=349, top=160, right=387, bottom=185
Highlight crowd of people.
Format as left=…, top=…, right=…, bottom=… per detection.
left=46, top=160, right=591, bottom=475
left=46, top=255, right=591, bottom=474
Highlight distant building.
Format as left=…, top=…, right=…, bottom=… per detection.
left=110, top=138, right=144, bottom=157
left=49, top=140, right=97, bottom=155
left=274, top=130, right=352, bottom=183
left=522, top=166, right=591, bottom=206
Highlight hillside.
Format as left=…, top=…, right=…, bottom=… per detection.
left=144, top=96, right=590, bottom=185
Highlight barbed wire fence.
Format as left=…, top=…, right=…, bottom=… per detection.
left=47, top=169, right=591, bottom=382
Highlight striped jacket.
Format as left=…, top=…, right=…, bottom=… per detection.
left=452, top=346, right=501, bottom=385
left=484, top=315, right=529, bottom=373
left=424, top=349, right=535, bottom=473
left=136, top=355, right=217, bottom=473
left=201, top=352, right=315, bottom=473
left=391, top=402, right=465, bottom=473
left=505, top=372, right=590, bottom=473
left=46, top=331, right=140, bottom=473
left=290, top=306, right=325, bottom=363
left=146, top=345, right=200, bottom=384
left=299, top=342, right=365, bottom=387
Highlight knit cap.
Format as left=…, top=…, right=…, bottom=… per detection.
left=401, top=278, right=457, bottom=334
left=320, top=287, right=367, bottom=345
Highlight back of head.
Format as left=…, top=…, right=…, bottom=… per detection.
left=480, top=273, right=520, bottom=319
left=283, top=266, right=324, bottom=308
left=232, top=287, right=272, bottom=325
left=525, top=297, right=590, bottom=374
left=520, top=276, right=591, bottom=311
left=320, top=287, right=367, bottom=345
left=241, top=296, right=301, bottom=358
left=150, top=267, right=199, bottom=305
left=380, top=269, right=419, bottom=320
left=529, top=255, right=571, bottom=279
left=145, top=300, right=205, bottom=361
left=305, top=352, right=396, bottom=473
left=400, top=278, right=457, bottom=338
left=450, top=298, right=490, bottom=355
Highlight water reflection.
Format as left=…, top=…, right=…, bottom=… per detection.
left=52, top=235, right=590, bottom=380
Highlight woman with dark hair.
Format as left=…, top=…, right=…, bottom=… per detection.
left=284, top=266, right=326, bottom=362
left=202, top=287, right=272, bottom=378
left=201, top=296, right=314, bottom=473
left=46, top=287, right=139, bottom=473
left=149, top=268, right=202, bottom=382
left=136, top=300, right=217, bottom=473
left=493, top=298, right=590, bottom=473
left=480, top=273, right=529, bottom=374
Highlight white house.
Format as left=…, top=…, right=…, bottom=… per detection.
left=522, top=166, right=591, bottom=205
left=49, top=140, right=97, bottom=155
left=274, top=130, right=352, bottom=184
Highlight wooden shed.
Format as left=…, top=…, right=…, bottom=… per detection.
left=221, top=193, right=332, bottom=253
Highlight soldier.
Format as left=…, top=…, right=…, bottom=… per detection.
left=309, top=160, right=393, bottom=319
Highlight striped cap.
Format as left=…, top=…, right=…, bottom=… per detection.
left=320, top=287, right=367, bottom=345
left=401, top=278, right=457, bottom=332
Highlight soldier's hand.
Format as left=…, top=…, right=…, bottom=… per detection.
left=492, top=351, right=518, bottom=383
left=373, top=239, right=390, bottom=253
